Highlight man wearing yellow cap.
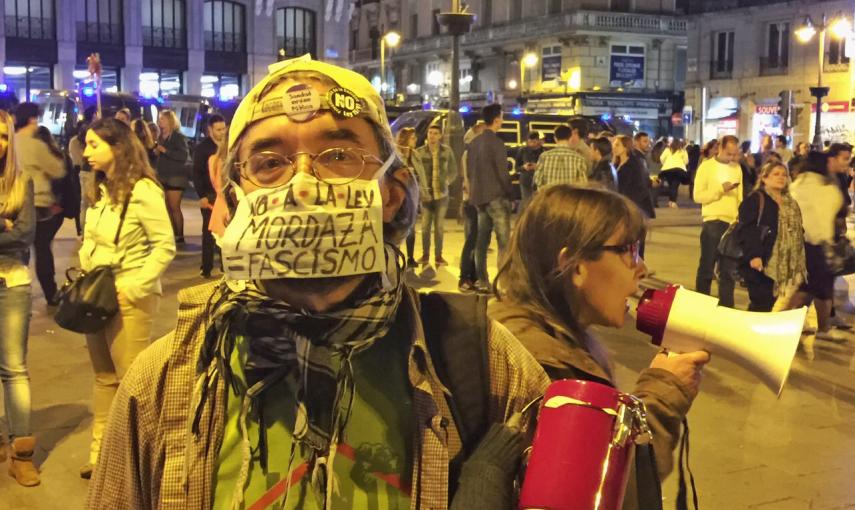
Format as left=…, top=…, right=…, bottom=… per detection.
left=85, top=56, right=549, bottom=510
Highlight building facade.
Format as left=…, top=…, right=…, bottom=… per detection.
left=685, top=0, right=855, bottom=148
left=0, top=0, right=348, bottom=100
left=348, top=0, right=688, bottom=136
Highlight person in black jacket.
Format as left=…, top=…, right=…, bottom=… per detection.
left=589, top=137, right=616, bottom=190
left=191, top=114, right=226, bottom=278
left=738, top=162, right=784, bottom=311
left=614, top=135, right=654, bottom=257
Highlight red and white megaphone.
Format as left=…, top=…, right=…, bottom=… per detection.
left=637, top=285, right=806, bottom=396
left=519, top=379, right=652, bottom=510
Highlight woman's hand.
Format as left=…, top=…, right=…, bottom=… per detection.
left=750, top=257, right=763, bottom=271
left=649, top=350, right=711, bottom=399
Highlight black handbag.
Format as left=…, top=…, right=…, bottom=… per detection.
left=824, top=237, right=855, bottom=276
left=54, top=194, right=131, bottom=334
left=718, top=191, right=771, bottom=261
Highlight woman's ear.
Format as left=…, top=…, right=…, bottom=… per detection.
left=558, top=247, right=588, bottom=288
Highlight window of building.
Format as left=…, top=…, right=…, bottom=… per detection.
left=610, top=44, right=645, bottom=87
left=276, top=7, right=316, bottom=59
left=139, top=69, right=183, bottom=97
left=77, top=0, right=122, bottom=45
left=480, top=0, right=491, bottom=27
left=204, top=1, right=245, bottom=53
left=611, top=0, right=631, bottom=10
left=73, top=65, right=119, bottom=92
left=3, top=64, right=52, bottom=101
left=828, top=37, right=849, bottom=67
left=510, top=0, right=521, bottom=20
left=201, top=73, right=240, bottom=100
left=142, top=0, right=186, bottom=48
left=410, top=13, right=417, bottom=39
left=431, top=8, right=440, bottom=35
left=766, top=22, right=789, bottom=69
left=351, top=28, right=359, bottom=51
left=5, top=0, right=54, bottom=39
left=460, top=66, right=472, bottom=93
left=547, top=0, right=561, bottom=15
left=712, top=31, right=734, bottom=76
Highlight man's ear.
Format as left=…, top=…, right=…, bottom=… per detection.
left=558, top=247, right=587, bottom=288
left=382, top=167, right=408, bottom=222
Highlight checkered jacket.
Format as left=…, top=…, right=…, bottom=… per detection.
left=85, top=281, right=550, bottom=509
left=534, top=145, right=589, bottom=189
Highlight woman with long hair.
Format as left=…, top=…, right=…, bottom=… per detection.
left=659, top=138, right=689, bottom=208
left=395, top=127, right=424, bottom=268
left=701, top=139, right=719, bottom=161
left=613, top=135, right=654, bottom=257
left=131, top=118, right=157, bottom=167
left=79, top=118, right=176, bottom=478
left=154, top=110, right=190, bottom=244
left=737, top=161, right=806, bottom=312
left=490, top=185, right=709, bottom=501
left=0, top=110, right=39, bottom=486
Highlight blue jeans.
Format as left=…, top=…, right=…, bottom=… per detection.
left=519, top=171, right=535, bottom=212
left=475, top=198, right=512, bottom=284
left=421, top=197, right=449, bottom=259
left=459, top=202, right=478, bottom=283
left=0, top=284, right=32, bottom=438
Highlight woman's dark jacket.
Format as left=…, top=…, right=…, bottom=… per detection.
left=155, top=132, right=190, bottom=189
left=618, top=155, right=656, bottom=218
left=590, top=158, right=617, bottom=190
left=737, top=190, right=779, bottom=267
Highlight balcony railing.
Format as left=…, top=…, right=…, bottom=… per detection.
left=824, top=59, right=850, bottom=73
left=143, top=27, right=186, bottom=48
left=76, top=22, right=122, bottom=45
left=5, top=16, right=54, bottom=39
left=759, top=56, right=788, bottom=76
left=204, top=30, right=245, bottom=52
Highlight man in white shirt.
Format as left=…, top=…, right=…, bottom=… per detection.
left=693, top=135, right=743, bottom=307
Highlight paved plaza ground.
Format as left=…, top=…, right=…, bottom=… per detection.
left=1, top=196, right=854, bottom=509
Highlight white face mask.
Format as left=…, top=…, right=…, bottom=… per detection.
left=219, top=153, right=396, bottom=280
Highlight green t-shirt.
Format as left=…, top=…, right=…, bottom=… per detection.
left=213, top=326, right=414, bottom=510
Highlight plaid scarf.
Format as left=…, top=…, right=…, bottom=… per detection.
left=195, top=245, right=405, bottom=509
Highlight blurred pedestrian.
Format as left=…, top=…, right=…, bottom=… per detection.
left=774, top=135, right=793, bottom=163
left=589, top=137, right=616, bottom=190
left=154, top=110, right=189, bottom=245
left=395, top=127, right=423, bottom=269
left=78, top=118, right=175, bottom=479
left=614, top=135, right=654, bottom=257
left=131, top=119, right=157, bottom=167
left=0, top=110, right=39, bottom=486
left=192, top=114, right=225, bottom=278
left=701, top=139, right=719, bottom=162
left=533, top=124, right=588, bottom=189
left=659, top=138, right=689, bottom=208
left=687, top=140, right=701, bottom=199
left=414, top=124, right=457, bottom=266
left=693, top=135, right=742, bottom=308
left=567, top=118, right=594, bottom=169
left=68, top=121, right=88, bottom=236
left=14, top=103, right=65, bottom=305
left=515, top=131, right=544, bottom=211
left=114, top=108, right=131, bottom=125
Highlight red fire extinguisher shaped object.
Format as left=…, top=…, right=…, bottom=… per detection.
left=519, top=379, right=652, bottom=510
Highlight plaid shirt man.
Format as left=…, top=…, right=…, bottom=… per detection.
left=533, top=145, right=589, bottom=189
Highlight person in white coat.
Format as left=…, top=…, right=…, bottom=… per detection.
left=78, top=118, right=176, bottom=479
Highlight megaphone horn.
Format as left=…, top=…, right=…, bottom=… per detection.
left=637, top=285, right=806, bottom=397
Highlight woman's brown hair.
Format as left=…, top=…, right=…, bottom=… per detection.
left=132, top=119, right=156, bottom=150
left=0, top=110, right=25, bottom=217
left=158, top=110, right=180, bottom=138
left=669, top=138, right=686, bottom=152
left=753, top=160, right=790, bottom=194
left=85, top=118, right=161, bottom=206
left=495, top=185, right=646, bottom=340
left=612, top=135, right=633, bottom=166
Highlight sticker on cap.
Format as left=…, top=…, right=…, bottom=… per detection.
left=327, top=87, right=364, bottom=119
left=283, top=84, right=321, bottom=122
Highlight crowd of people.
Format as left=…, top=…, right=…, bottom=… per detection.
left=0, top=54, right=847, bottom=510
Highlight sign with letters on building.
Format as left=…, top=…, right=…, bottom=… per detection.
left=609, top=44, right=645, bottom=88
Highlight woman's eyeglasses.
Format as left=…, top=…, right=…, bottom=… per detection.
left=600, top=241, right=642, bottom=267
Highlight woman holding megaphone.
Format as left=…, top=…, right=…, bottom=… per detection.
left=489, top=184, right=710, bottom=509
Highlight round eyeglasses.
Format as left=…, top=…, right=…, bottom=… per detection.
left=235, top=147, right=385, bottom=188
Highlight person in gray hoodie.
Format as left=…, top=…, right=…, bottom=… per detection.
left=13, top=103, right=65, bottom=305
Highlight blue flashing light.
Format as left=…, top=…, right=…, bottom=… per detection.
left=82, top=87, right=95, bottom=97
left=0, top=83, right=7, bottom=93
left=624, top=114, right=632, bottom=122
left=459, top=105, right=471, bottom=113
left=512, top=107, right=522, bottom=116
left=422, top=102, right=432, bottom=110
left=600, top=112, right=612, bottom=122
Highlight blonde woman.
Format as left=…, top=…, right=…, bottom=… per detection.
left=79, top=118, right=176, bottom=478
left=154, top=110, right=189, bottom=244
left=0, top=110, right=38, bottom=486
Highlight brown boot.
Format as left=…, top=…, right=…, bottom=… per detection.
left=8, top=436, right=40, bottom=487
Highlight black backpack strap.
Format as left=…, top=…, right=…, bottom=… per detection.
left=418, top=290, right=491, bottom=453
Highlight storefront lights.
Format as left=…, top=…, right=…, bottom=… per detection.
left=427, top=70, right=444, bottom=87
left=3, top=66, right=27, bottom=76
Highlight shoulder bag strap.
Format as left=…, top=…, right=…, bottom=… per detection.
left=756, top=191, right=765, bottom=228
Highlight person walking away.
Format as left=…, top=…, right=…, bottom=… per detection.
left=68, top=121, right=87, bottom=236
left=468, top=103, right=514, bottom=292
left=687, top=140, right=701, bottom=200
left=774, top=135, right=794, bottom=164
left=192, top=114, right=226, bottom=278
left=737, top=161, right=806, bottom=312
left=614, top=135, right=654, bottom=258
left=566, top=118, right=594, bottom=170
left=533, top=124, right=588, bottom=189
left=589, top=137, right=616, bottom=190
left=648, top=138, right=666, bottom=206
left=659, top=138, right=689, bottom=208
left=490, top=185, right=709, bottom=498
left=154, top=110, right=190, bottom=245
left=693, top=135, right=743, bottom=308
left=395, top=127, right=423, bottom=269
left=414, top=124, right=457, bottom=267
left=826, top=143, right=853, bottom=331
left=0, top=110, right=39, bottom=486
left=86, top=56, right=549, bottom=509
left=79, top=118, right=176, bottom=479
left=516, top=131, right=544, bottom=211
left=132, top=119, right=158, bottom=167
left=755, top=134, right=774, bottom=166
left=13, top=103, right=65, bottom=306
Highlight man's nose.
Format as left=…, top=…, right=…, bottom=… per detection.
left=292, top=153, right=314, bottom=175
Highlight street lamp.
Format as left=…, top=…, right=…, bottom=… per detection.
left=520, top=52, right=538, bottom=94
left=796, top=13, right=851, bottom=147
left=380, top=31, right=401, bottom=101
